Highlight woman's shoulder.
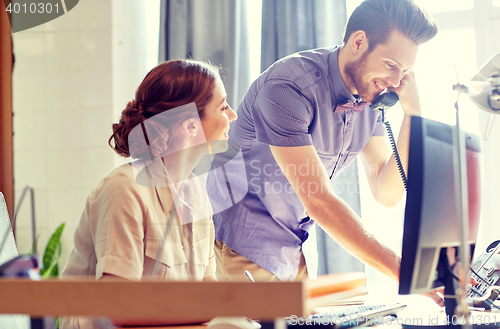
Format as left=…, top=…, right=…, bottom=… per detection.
left=101, top=160, right=161, bottom=186
left=87, top=163, right=138, bottom=200
left=101, top=163, right=136, bottom=186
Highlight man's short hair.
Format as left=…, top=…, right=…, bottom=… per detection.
left=343, top=0, right=438, bottom=52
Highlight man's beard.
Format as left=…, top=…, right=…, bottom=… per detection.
left=344, top=52, right=381, bottom=104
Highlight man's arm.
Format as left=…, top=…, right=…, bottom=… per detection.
left=360, top=70, right=421, bottom=207
left=270, top=145, right=400, bottom=281
left=358, top=119, right=410, bottom=208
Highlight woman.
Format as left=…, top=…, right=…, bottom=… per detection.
left=60, top=59, right=237, bottom=328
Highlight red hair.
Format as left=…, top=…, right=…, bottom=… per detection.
left=109, top=59, right=221, bottom=158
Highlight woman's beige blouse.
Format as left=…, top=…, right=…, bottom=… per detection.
left=63, top=162, right=216, bottom=280
left=60, top=162, right=215, bottom=329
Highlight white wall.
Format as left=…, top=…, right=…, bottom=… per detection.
left=12, top=0, right=159, bottom=269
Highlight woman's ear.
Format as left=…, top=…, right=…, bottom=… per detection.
left=181, top=118, right=198, bottom=137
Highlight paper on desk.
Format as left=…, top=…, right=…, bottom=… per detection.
left=307, top=286, right=369, bottom=312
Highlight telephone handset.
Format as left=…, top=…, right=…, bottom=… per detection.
left=370, top=91, right=400, bottom=111
left=369, top=92, right=408, bottom=190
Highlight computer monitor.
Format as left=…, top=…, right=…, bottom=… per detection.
left=399, top=116, right=482, bottom=315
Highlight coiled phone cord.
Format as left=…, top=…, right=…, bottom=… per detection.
left=381, top=109, right=408, bottom=191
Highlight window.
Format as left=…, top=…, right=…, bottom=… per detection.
left=415, top=27, right=477, bottom=129
left=414, top=0, right=473, bottom=13
left=246, top=0, right=263, bottom=81
left=145, top=0, right=161, bottom=70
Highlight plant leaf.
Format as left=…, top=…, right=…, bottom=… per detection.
left=44, top=241, right=62, bottom=278
left=42, top=223, right=65, bottom=275
left=42, top=241, right=62, bottom=279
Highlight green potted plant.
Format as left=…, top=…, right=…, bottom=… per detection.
left=32, top=223, right=65, bottom=329
left=40, top=223, right=65, bottom=278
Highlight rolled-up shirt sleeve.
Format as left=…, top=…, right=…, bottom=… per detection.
left=92, top=174, right=145, bottom=281
left=253, top=80, right=314, bottom=147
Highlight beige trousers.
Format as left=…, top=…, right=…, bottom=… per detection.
left=214, top=240, right=308, bottom=282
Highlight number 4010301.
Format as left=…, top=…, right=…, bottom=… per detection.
left=5, top=2, right=59, bottom=14
left=446, top=314, right=499, bottom=325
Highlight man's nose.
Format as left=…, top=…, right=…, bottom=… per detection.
left=388, top=70, right=405, bottom=88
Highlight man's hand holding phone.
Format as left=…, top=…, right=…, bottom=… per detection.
left=389, top=70, right=422, bottom=116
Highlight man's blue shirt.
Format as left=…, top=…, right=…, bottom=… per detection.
left=206, top=47, right=384, bottom=281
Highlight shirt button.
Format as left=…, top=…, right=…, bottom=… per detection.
left=315, top=71, right=321, bottom=77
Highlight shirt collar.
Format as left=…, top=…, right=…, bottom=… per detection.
left=328, top=47, right=362, bottom=106
left=131, top=158, right=202, bottom=216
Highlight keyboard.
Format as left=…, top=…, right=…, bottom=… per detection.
left=287, top=303, right=407, bottom=328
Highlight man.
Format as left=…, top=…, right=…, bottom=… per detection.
left=207, top=0, right=438, bottom=282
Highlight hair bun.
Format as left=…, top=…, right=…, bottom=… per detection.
left=127, top=100, right=145, bottom=116
left=135, top=100, right=144, bottom=111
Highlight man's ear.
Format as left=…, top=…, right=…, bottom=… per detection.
left=350, top=30, right=368, bottom=56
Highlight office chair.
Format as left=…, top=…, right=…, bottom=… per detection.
left=0, top=192, right=30, bottom=328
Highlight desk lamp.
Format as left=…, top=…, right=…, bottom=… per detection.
left=0, top=184, right=39, bottom=279
left=459, top=54, right=500, bottom=113
left=450, top=53, right=500, bottom=328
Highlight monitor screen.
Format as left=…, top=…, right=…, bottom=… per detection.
left=399, top=116, right=482, bottom=295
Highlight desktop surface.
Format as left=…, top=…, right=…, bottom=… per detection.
left=42, top=292, right=497, bottom=329
left=297, top=294, right=500, bottom=328
left=112, top=323, right=274, bottom=329
left=107, top=295, right=436, bottom=329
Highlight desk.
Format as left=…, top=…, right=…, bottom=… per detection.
left=0, top=273, right=376, bottom=328
left=3, top=276, right=470, bottom=329
left=0, top=278, right=306, bottom=321
left=112, top=325, right=207, bottom=329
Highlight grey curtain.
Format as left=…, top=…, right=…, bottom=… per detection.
left=159, top=0, right=251, bottom=110
left=261, top=0, right=364, bottom=275
left=261, top=0, right=347, bottom=71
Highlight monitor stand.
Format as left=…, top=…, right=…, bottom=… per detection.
left=443, top=268, right=458, bottom=323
